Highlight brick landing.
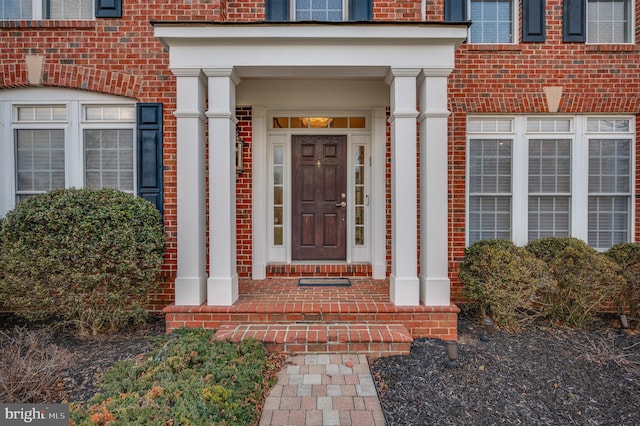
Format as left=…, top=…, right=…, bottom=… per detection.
left=164, top=278, right=459, bottom=356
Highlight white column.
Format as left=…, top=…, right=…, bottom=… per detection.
left=386, top=68, right=420, bottom=306
left=372, top=107, right=387, bottom=280
left=174, top=69, right=207, bottom=305
left=252, top=106, right=267, bottom=279
left=419, top=69, right=452, bottom=306
left=205, top=68, right=240, bottom=306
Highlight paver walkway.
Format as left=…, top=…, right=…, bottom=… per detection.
left=259, top=353, right=387, bottom=426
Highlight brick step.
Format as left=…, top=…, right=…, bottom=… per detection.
left=212, top=323, right=413, bottom=358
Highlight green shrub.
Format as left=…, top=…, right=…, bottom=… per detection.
left=606, top=243, right=640, bottom=318
left=526, top=237, right=624, bottom=328
left=70, top=329, right=277, bottom=426
left=0, top=188, right=166, bottom=335
left=459, top=239, right=557, bottom=327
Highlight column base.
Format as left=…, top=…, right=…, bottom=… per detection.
left=390, top=274, right=420, bottom=306
left=420, top=276, right=451, bottom=306
left=207, top=275, right=239, bottom=306
left=174, top=277, right=207, bottom=306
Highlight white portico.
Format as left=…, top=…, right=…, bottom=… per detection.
left=154, top=23, right=467, bottom=308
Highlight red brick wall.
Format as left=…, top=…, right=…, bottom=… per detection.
left=2, top=1, right=639, bottom=308
left=447, top=0, right=640, bottom=302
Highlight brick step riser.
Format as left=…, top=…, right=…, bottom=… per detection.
left=166, top=313, right=457, bottom=340
left=264, top=342, right=411, bottom=357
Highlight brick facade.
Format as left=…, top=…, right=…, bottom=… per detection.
left=1, top=0, right=638, bottom=309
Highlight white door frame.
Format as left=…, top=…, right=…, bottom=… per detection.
left=252, top=107, right=387, bottom=279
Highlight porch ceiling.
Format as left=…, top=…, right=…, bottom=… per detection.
left=153, top=22, right=469, bottom=79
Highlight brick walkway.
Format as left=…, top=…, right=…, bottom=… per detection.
left=260, top=353, right=386, bottom=426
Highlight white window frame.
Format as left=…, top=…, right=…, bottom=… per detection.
left=0, top=88, right=136, bottom=217
left=291, top=0, right=349, bottom=22
left=586, top=0, right=635, bottom=45
left=0, top=0, right=94, bottom=20
left=468, top=0, right=518, bottom=44
left=466, top=115, right=635, bottom=250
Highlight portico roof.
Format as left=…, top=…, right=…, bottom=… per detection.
left=153, top=22, right=469, bottom=79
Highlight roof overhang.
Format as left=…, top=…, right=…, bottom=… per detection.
left=153, top=22, right=469, bottom=80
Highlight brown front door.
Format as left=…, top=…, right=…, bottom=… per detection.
left=292, top=135, right=347, bottom=260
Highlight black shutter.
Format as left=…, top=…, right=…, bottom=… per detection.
left=266, top=0, right=289, bottom=21
left=563, top=0, right=586, bottom=42
left=523, top=0, right=546, bottom=42
left=444, top=0, right=467, bottom=22
left=349, top=0, right=372, bottom=21
left=95, top=0, right=122, bottom=18
left=137, top=103, right=164, bottom=214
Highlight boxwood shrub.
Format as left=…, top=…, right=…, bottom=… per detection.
left=459, top=239, right=557, bottom=327
left=0, top=188, right=165, bottom=334
left=526, top=237, right=624, bottom=328
left=606, top=243, right=640, bottom=318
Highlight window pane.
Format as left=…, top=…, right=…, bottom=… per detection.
left=297, top=0, right=342, bottom=21
left=470, top=0, right=513, bottom=43
left=528, top=139, right=571, bottom=193
left=273, top=145, right=285, bottom=247
left=84, top=129, right=134, bottom=192
left=468, top=139, right=512, bottom=193
left=528, top=139, right=571, bottom=241
left=1, top=0, right=31, bottom=19
left=587, top=0, right=630, bottom=43
left=588, top=196, right=628, bottom=248
left=468, top=196, right=511, bottom=244
left=48, top=0, right=93, bottom=19
left=17, top=106, right=66, bottom=122
left=15, top=129, right=65, bottom=201
left=528, top=196, right=570, bottom=240
left=588, top=139, right=630, bottom=193
left=588, top=138, right=630, bottom=249
left=354, top=145, right=366, bottom=246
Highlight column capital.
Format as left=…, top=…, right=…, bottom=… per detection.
left=171, top=68, right=206, bottom=79
left=203, top=67, right=241, bottom=85
left=419, top=68, right=454, bottom=79
left=385, top=67, right=421, bottom=85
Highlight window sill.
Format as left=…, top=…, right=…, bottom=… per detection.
left=585, top=44, right=638, bottom=53
left=465, top=44, right=522, bottom=52
left=0, top=20, right=96, bottom=30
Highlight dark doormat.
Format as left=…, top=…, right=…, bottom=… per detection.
left=298, top=278, right=351, bottom=287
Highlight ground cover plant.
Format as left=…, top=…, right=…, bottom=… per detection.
left=0, top=188, right=166, bottom=335
left=69, top=328, right=281, bottom=426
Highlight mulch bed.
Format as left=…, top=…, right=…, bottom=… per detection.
left=371, top=315, right=640, bottom=426
left=3, top=312, right=640, bottom=426
left=0, top=312, right=167, bottom=403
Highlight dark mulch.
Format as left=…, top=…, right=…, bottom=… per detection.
left=0, top=312, right=167, bottom=402
left=371, top=315, right=640, bottom=426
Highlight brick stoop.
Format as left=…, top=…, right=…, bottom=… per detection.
left=212, top=323, right=413, bottom=358
left=164, top=278, right=460, bottom=356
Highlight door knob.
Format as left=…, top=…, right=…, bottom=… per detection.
left=336, top=201, right=346, bottom=207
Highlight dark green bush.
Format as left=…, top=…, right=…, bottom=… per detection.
left=70, top=329, right=277, bottom=426
left=526, top=237, right=624, bottom=328
left=459, top=239, right=557, bottom=327
left=606, top=243, right=640, bottom=318
left=0, top=188, right=165, bottom=335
